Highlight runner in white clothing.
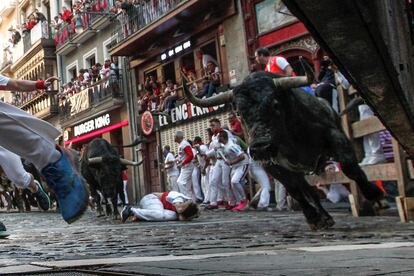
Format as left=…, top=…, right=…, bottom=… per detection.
left=121, top=191, right=199, bottom=222
left=205, top=118, right=234, bottom=210
left=218, top=130, right=249, bottom=211
left=163, top=145, right=179, bottom=192
left=0, top=74, right=89, bottom=238
left=175, top=131, right=194, bottom=198
left=194, top=136, right=209, bottom=203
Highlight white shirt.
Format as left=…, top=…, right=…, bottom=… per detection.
left=178, top=140, right=193, bottom=167
left=222, top=141, right=249, bottom=167
left=206, top=130, right=236, bottom=158
left=0, top=74, right=10, bottom=89
left=166, top=191, right=191, bottom=204
left=164, top=152, right=179, bottom=176
left=196, top=144, right=209, bottom=169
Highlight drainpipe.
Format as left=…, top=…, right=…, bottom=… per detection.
left=122, top=56, right=141, bottom=203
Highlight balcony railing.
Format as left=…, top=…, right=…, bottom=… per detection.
left=60, top=75, right=124, bottom=121
left=12, top=90, right=59, bottom=119
left=113, top=0, right=186, bottom=43
left=56, top=0, right=113, bottom=49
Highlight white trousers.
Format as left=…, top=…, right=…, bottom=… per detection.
left=209, top=159, right=231, bottom=205
left=230, top=164, right=248, bottom=203
left=359, top=104, right=384, bottom=159
left=177, top=164, right=194, bottom=198
left=167, top=174, right=179, bottom=192
left=201, top=166, right=210, bottom=203
left=131, top=194, right=177, bottom=221
left=0, top=102, right=61, bottom=171
left=192, top=166, right=203, bottom=201
left=327, top=183, right=350, bottom=203
left=249, top=161, right=271, bottom=208
left=0, top=146, right=31, bottom=189
left=123, top=180, right=129, bottom=205
left=275, top=179, right=288, bottom=210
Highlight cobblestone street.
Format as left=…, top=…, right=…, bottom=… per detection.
left=2, top=208, right=414, bottom=275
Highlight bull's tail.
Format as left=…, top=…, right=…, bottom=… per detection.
left=340, top=96, right=364, bottom=116
left=115, top=137, right=146, bottom=148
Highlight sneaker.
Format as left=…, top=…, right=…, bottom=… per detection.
left=225, top=204, right=236, bottom=210
left=205, top=205, right=218, bottom=210
left=256, top=207, right=272, bottom=212
left=121, top=205, right=132, bottom=223
left=0, top=221, right=9, bottom=239
left=232, top=199, right=249, bottom=211
left=41, top=146, right=89, bottom=224
left=32, top=180, right=51, bottom=211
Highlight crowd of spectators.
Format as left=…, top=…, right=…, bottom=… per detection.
left=60, top=57, right=120, bottom=100
left=138, top=50, right=224, bottom=114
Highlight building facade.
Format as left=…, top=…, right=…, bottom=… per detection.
left=108, top=0, right=325, bottom=197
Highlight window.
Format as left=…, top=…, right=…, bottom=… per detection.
left=163, top=62, right=176, bottom=84
left=66, top=60, right=78, bottom=82
left=255, top=0, right=296, bottom=35
left=83, top=48, right=97, bottom=69
left=103, top=36, right=118, bottom=60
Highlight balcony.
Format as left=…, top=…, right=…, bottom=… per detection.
left=5, top=21, right=55, bottom=74
left=12, top=90, right=59, bottom=120
left=0, top=0, right=17, bottom=17
left=56, top=1, right=113, bottom=56
left=60, top=76, right=125, bottom=126
left=110, top=0, right=236, bottom=57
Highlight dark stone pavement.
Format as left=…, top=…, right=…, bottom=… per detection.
left=1, top=207, right=414, bottom=275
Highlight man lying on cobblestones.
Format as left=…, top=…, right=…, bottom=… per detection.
left=121, top=191, right=199, bottom=222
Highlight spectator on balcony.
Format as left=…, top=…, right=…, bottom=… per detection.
left=196, top=50, right=218, bottom=75
left=138, top=90, right=151, bottom=113
left=197, top=61, right=221, bottom=99
left=26, top=15, right=38, bottom=31
left=91, top=64, right=101, bottom=83
left=8, top=27, right=21, bottom=45
left=109, top=58, right=120, bottom=97
left=34, top=9, right=47, bottom=23
left=20, top=23, right=29, bottom=37
left=62, top=6, right=73, bottom=24
left=100, top=59, right=111, bottom=79
left=159, top=80, right=178, bottom=114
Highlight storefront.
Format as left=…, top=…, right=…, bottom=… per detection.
left=63, top=107, right=130, bottom=154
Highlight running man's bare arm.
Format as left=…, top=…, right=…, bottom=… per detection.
left=5, top=76, right=59, bottom=92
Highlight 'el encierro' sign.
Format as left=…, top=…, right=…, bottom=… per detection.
left=158, top=100, right=225, bottom=127
left=74, top=113, right=111, bottom=136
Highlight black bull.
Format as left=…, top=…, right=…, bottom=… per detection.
left=80, top=138, right=143, bottom=219
left=183, top=71, right=384, bottom=230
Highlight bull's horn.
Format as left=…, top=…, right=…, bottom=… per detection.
left=181, top=73, right=233, bottom=107
left=88, top=157, right=103, bottom=164
left=273, top=76, right=310, bottom=90
left=120, top=158, right=144, bottom=166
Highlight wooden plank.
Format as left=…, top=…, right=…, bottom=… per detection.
left=351, top=117, right=386, bottom=138
left=307, top=163, right=398, bottom=186
left=396, top=196, right=407, bottom=223
left=404, top=197, right=414, bottom=222
left=348, top=194, right=359, bottom=217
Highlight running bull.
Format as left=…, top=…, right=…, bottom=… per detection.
left=182, top=70, right=384, bottom=230
left=81, top=138, right=143, bottom=219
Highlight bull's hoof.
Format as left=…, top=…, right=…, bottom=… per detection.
left=308, top=215, right=335, bottom=231
left=360, top=181, right=384, bottom=201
